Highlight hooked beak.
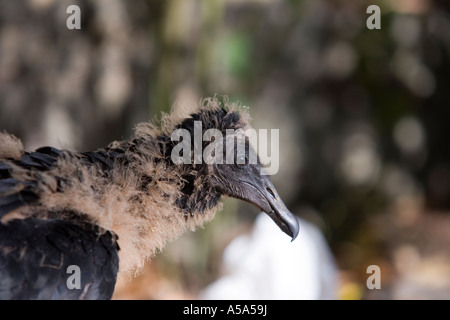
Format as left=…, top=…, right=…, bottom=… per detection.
left=240, top=178, right=299, bottom=241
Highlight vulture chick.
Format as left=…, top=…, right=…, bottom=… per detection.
left=0, top=98, right=299, bottom=299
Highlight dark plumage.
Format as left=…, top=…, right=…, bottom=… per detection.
left=0, top=98, right=298, bottom=299
left=0, top=218, right=118, bottom=299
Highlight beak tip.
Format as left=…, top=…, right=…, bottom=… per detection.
left=265, top=208, right=299, bottom=242
left=289, top=218, right=300, bottom=242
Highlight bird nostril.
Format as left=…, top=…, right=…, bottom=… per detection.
left=266, top=187, right=276, bottom=200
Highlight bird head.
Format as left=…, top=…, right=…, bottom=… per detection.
left=209, top=145, right=300, bottom=241
left=169, top=101, right=299, bottom=241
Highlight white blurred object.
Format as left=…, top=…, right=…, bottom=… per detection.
left=200, top=213, right=338, bottom=300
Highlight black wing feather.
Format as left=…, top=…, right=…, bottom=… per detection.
left=0, top=145, right=121, bottom=299
left=14, top=147, right=61, bottom=171
left=0, top=146, right=63, bottom=216
left=0, top=218, right=119, bottom=300
left=0, top=145, right=120, bottom=218
left=0, top=146, right=117, bottom=217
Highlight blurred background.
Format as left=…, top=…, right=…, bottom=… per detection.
left=1, top=0, right=450, bottom=299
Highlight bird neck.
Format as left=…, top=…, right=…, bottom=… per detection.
left=92, top=136, right=223, bottom=276
left=27, top=135, right=222, bottom=277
